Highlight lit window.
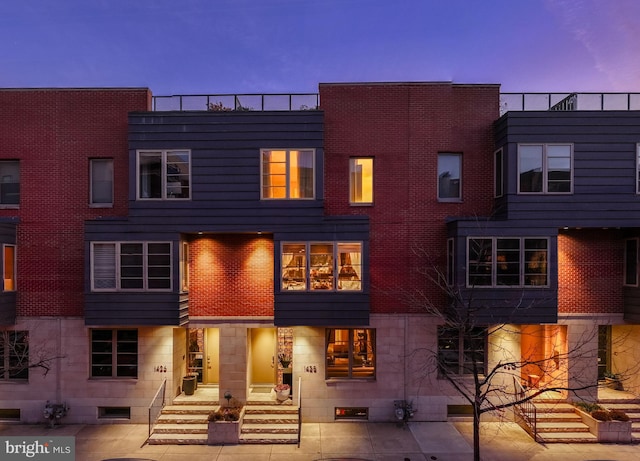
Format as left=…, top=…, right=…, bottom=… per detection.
left=91, top=242, right=172, bottom=291
left=3, top=244, right=16, bottom=291
left=326, top=329, right=375, bottom=379
left=281, top=242, right=362, bottom=291
left=518, top=144, right=572, bottom=194
left=349, top=158, right=373, bottom=204
left=91, top=329, right=138, bottom=378
left=0, top=331, right=28, bottom=380
left=438, top=153, right=462, bottom=201
left=138, top=150, right=190, bottom=199
left=0, top=161, right=20, bottom=206
left=467, top=237, right=548, bottom=287
left=261, top=149, right=314, bottom=199
left=180, top=241, right=189, bottom=292
left=438, top=327, right=485, bottom=375
left=90, top=159, right=114, bottom=207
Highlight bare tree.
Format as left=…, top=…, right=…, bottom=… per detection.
left=398, top=246, right=634, bottom=461
left=0, top=330, right=64, bottom=379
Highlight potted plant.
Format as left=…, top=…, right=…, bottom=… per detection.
left=207, top=397, right=244, bottom=445
left=272, top=383, right=291, bottom=402
left=603, top=371, right=622, bottom=390
left=573, top=402, right=632, bottom=443
left=278, top=352, right=292, bottom=369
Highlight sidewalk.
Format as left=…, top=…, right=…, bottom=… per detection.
left=2, top=420, right=639, bottom=461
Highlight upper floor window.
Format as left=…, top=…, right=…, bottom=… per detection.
left=438, top=153, right=462, bottom=201
left=138, top=150, right=190, bottom=200
left=494, top=149, right=504, bottom=198
left=349, top=157, right=373, bottom=204
left=518, top=144, right=572, bottom=194
left=3, top=244, right=16, bottom=292
left=90, top=158, right=114, bottom=207
left=467, top=237, right=548, bottom=287
left=261, top=149, right=314, bottom=199
left=326, top=328, right=375, bottom=379
left=91, top=242, right=172, bottom=291
left=438, top=326, right=485, bottom=375
left=0, top=161, right=20, bottom=207
left=636, top=144, right=640, bottom=194
left=91, top=329, right=138, bottom=378
left=624, top=238, right=638, bottom=286
left=281, top=242, right=362, bottom=291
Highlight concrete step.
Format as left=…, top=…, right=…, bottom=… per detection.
left=147, top=433, right=208, bottom=445
left=536, top=422, right=590, bottom=433
left=152, top=423, right=208, bottom=434
left=243, top=413, right=298, bottom=425
left=537, top=431, right=598, bottom=443
left=157, top=413, right=208, bottom=424
left=533, top=403, right=578, bottom=413
left=161, top=405, right=213, bottom=415
left=242, top=423, right=299, bottom=434
left=532, top=412, right=583, bottom=423
left=239, top=432, right=298, bottom=444
left=245, top=405, right=299, bottom=414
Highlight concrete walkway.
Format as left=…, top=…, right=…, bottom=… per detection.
left=2, top=420, right=639, bottom=461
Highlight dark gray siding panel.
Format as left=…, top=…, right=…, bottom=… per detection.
left=85, top=292, right=186, bottom=326
left=494, top=111, right=640, bottom=228
left=275, top=293, right=370, bottom=326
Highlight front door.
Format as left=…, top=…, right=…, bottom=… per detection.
left=250, top=328, right=276, bottom=386
left=204, top=328, right=220, bottom=384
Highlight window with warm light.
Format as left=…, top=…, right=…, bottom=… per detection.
left=281, top=242, right=362, bottom=291
left=3, top=244, right=16, bottom=291
left=180, top=241, right=189, bottom=292
left=326, top=328, right=375, bottom=379
left=261, top=149, right=314, bottom=199
left=349, top=158, right=373, bottom=204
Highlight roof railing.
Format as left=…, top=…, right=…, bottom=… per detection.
left=152, top=93, right=320, bottom=112
left=500, top=92, right=640, bottom=114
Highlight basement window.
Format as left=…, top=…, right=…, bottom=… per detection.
left=98, top=406, right=131, bottom=419
left=335, top=407, right=368, bottom=420
left=0, top=408, right=20, bottom=421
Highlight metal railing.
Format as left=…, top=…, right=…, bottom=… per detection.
left=513, top=377, right=537, bottom=442
left=500, top=92, right=640, bottom=114
left=152, top=93, right=320, bottom=112
left=147, top=379, right=167, bottom=439
left=297, top=376, right=302, bottom=448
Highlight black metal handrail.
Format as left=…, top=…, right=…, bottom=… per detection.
left=513, top=377, right=537, bottom=442
left=152, top=93, right=320, bottom=112
left=147, top=379, right=167, bottom=440
left=500, top=92, right=640, bottom=114
left=297, top=376, right=302, bottom=448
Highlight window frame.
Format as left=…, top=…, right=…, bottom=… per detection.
left=137, top=150, right=191, bottom=200
left=0, top=160, right=20, bottom=208
left=0, top=330, right=29, bottom=381
left=326, top=328, right=375, bottom=380
left=466, top=237, right=549, bottom=288
left=90, top=158, right=114, bottom=207
left=90, top=329, right=138, bottom=379
left=349, top=157, right=374, bottom=205
left=437, top=152, right=462, bottom=201
left=517, top=143, right=573, bottom=194
left=437, top=326, right=486, bottom=376
left=260, top=149, right=316, bottom=200
left=624, top=238, right=639, bottom=286
left=281, top=241, right=363, bottom=292
left=90, top=241, right=173, bottom=292
left=636, top=144, right=640, bottom=195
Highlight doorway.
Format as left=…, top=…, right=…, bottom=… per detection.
left=187, top=328, right=220, bottom=385
left=250, top=328, right=276, bottom=387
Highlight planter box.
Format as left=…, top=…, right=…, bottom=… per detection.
left=576, top=409, right=632, bottom=443
left=207, top=407, right=245, bottom=445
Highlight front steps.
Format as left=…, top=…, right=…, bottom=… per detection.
left=531, top=402, right=596, bottom=443
left=147, top=392, right=299, bottom=445
left=598, top=401, right=640, bottom=442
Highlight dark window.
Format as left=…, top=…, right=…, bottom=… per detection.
left=438, top=327, right=486, bottom=375
left=494, top=149, right=503, bottom=197
left=0, top=331, right=29, bottom=381
left=625, top=238, right=638, bottom=286
left=91, top=329, right=138, bottom=378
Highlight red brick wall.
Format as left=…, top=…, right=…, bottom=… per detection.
left=320, top=83, right=499, bottom=313
left=188, top=235, right=274, bottom=317
left=0, top=89, right=151, bottom=317
left=558, top=230, right=624, bottom=314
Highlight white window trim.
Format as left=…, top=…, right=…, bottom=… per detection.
left=90, top=241, right=173, bottom=292
left=90, top=158, right=114, bottom=208
left=466, top=236, right=549, bottom=288
left=260, top=148, right=316, bottom=200
left=517, top=143, right=573, bottom=194
left=136, top=150, right=191, bottom=200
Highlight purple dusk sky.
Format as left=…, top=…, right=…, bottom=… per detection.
left=1, top=0, right=638, bottom=95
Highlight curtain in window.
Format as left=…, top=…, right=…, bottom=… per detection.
left=93, top=243, right=116, bottom=289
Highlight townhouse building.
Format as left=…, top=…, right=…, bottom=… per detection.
left=1, top=85, right=640, bottom=439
